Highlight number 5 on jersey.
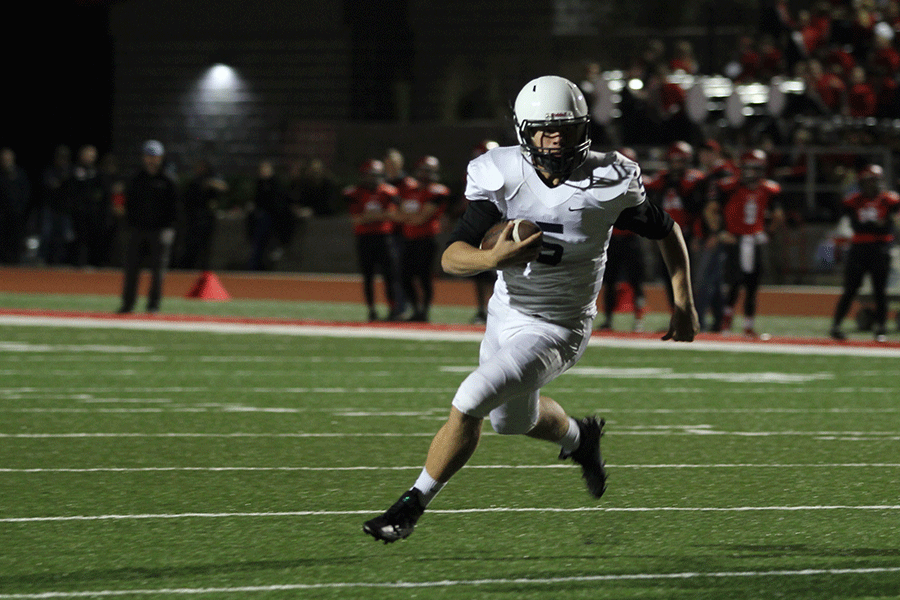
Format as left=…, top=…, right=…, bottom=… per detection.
left=535, top=221, right=564, bottom=266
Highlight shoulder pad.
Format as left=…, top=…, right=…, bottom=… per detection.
left=467, top=149, right=507, bottom=192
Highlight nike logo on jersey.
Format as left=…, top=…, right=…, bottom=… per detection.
left=567, top=206, right=587, bottom=211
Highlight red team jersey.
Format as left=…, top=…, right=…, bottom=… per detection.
left=345, top=183, right=398, bottom=236
left=843, top=190, right=900, bottom=244
left=396, top=180, right=450, bottom=240
left=719, top=178, right=781, bottom=236
left=644, top=168, right=705, bottom=233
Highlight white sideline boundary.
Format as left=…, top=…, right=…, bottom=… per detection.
left=0, top=566, right=898, bottom=598
left=3, top=504, right=899, bottom=523
left=2, top=314, right=900, bottom=357
left=2, top=462, right=899, bottom=474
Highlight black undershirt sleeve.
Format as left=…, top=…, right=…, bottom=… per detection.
left=614, top=199, right=674, bottom=240
left=446, top=201, right=503, bottom=247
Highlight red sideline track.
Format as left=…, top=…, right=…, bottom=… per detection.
left=3, top=266, right=898, bottom=349
left=0, top=266, right=850, bottom=316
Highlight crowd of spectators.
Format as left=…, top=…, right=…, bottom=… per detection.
left=0, top=145, right=342, bottom=272
left=579, top=0, right=900, bottom=211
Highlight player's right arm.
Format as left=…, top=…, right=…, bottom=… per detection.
left=441, top=201, right=540, bottom=276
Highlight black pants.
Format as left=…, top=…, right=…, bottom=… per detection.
left=400, top=237, right=437, bottom=315
left=120, top=227, right=174, bottom=312
left=356, top=233, right=397, bottom=310
left=723, top=241, right=762, bottom=318
left=833, top=242, right=892, bottom=330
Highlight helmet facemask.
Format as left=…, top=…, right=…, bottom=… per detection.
left=513, top=76, right=591, bottom=183
left=517, top=119, right=591, bottom=181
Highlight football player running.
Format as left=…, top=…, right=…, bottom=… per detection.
left=363, top=75, right=699, bottom=543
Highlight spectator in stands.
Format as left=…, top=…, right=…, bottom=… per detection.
left=775, top=127, right=819, bottom=221
left=40, top=145, right=73, bottom=265
left=669, top=39, right=699, bottom=75
left=246, top=159, right=289, bottom=271
left=846, top=64, right=878, bottom=117
left=0, top=147, right=31, bottom=264
left=870, top=25, right=900, bottom=78
left=850, top=0, right=878, bottom=63
left=718, top=149, right=785, bottom=336
left=758, top=34, right=786, bottom=80
left=617, top=59, right=664, bottom=146
left=694, top=139, right=738, bottom=332
left=178, top=158, right=228, bottom=270
left=116, top=140, right=178, bottom=314
left=345, top=159, right=402, bottom=322
left=578, top=60, right=615, bottom=149
left=814, top=59, right=849, bottom=114
left=392, top=156, right=450, bottom=322
left=98, top=152, right=124, bottom=266
left=293, top=158, right=339, bottom=217
left=734, top=36, right=761, bottom=82
left=830, top=165, right=900, bottom=342
left=68, top=145, right=108, bottom=267
left=794, top=6, right=830, bottom=58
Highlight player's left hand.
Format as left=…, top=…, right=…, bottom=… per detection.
left=661, top=304, right=699, bottom=342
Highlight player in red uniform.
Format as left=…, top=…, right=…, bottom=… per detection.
left=392, top=156, right=451, bottom=322
left=644, top=141, right=706, bottom=309
left=830, top=165, right=900, bottom=342
left=345, top=159, right=402, bottom=322
left=717, top=149, right=785, bottom=336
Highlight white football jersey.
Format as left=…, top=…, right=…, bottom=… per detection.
left=465, top=146, right=647, bottom=321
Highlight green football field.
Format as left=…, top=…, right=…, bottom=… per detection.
left=0, top=304, right=898, bottom=599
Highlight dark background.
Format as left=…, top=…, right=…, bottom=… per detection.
left=7, top=2, right=115, bottom=183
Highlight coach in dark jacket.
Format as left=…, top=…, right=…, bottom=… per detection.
left=117, top=140, right=179, bottom=314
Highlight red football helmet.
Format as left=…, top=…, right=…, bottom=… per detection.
left=739, top=149, right=767, bottom=167
left=666, top=141, right=693, bottom=161
left=472, top=139, right=499, bottom=158
left=414, top=155, right=440, bottom=182
left=858, top=164, right=884, bottom=180
left=359, top=159, right=385, bottom=177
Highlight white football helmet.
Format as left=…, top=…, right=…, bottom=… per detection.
left=513, top=75, right=591, bottom=180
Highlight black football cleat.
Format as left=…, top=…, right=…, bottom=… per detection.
left=560, top=416, right=608, bottom=499
left=363, top=489, right=425, bottom=544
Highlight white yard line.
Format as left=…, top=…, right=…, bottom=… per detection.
left=1, top=463, right=897, bottom=474
left=0, top=430, right=896, bottom=438
left=1, top=566, right=899, bottom=598
left=2, top=314, right=900, bottom=357
left=3, top=505, right=900, bottom=524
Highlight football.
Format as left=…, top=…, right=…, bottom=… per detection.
left=480, top=219, right=542, bottom=250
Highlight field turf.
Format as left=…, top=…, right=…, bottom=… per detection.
left=0, top=296, right=898, bottom=599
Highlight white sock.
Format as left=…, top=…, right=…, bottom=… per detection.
left=559, top=417, right=581, bottom=453
left=413, top=468, right=446, bottom=507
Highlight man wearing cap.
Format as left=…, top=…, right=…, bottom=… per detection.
left=116, top=140, right=179, bottom=314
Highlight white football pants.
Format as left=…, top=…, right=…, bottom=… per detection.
left=451, top=295, right=592, bottom=435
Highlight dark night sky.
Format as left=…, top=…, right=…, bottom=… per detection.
left=7, top=2, right=115, bottom=183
